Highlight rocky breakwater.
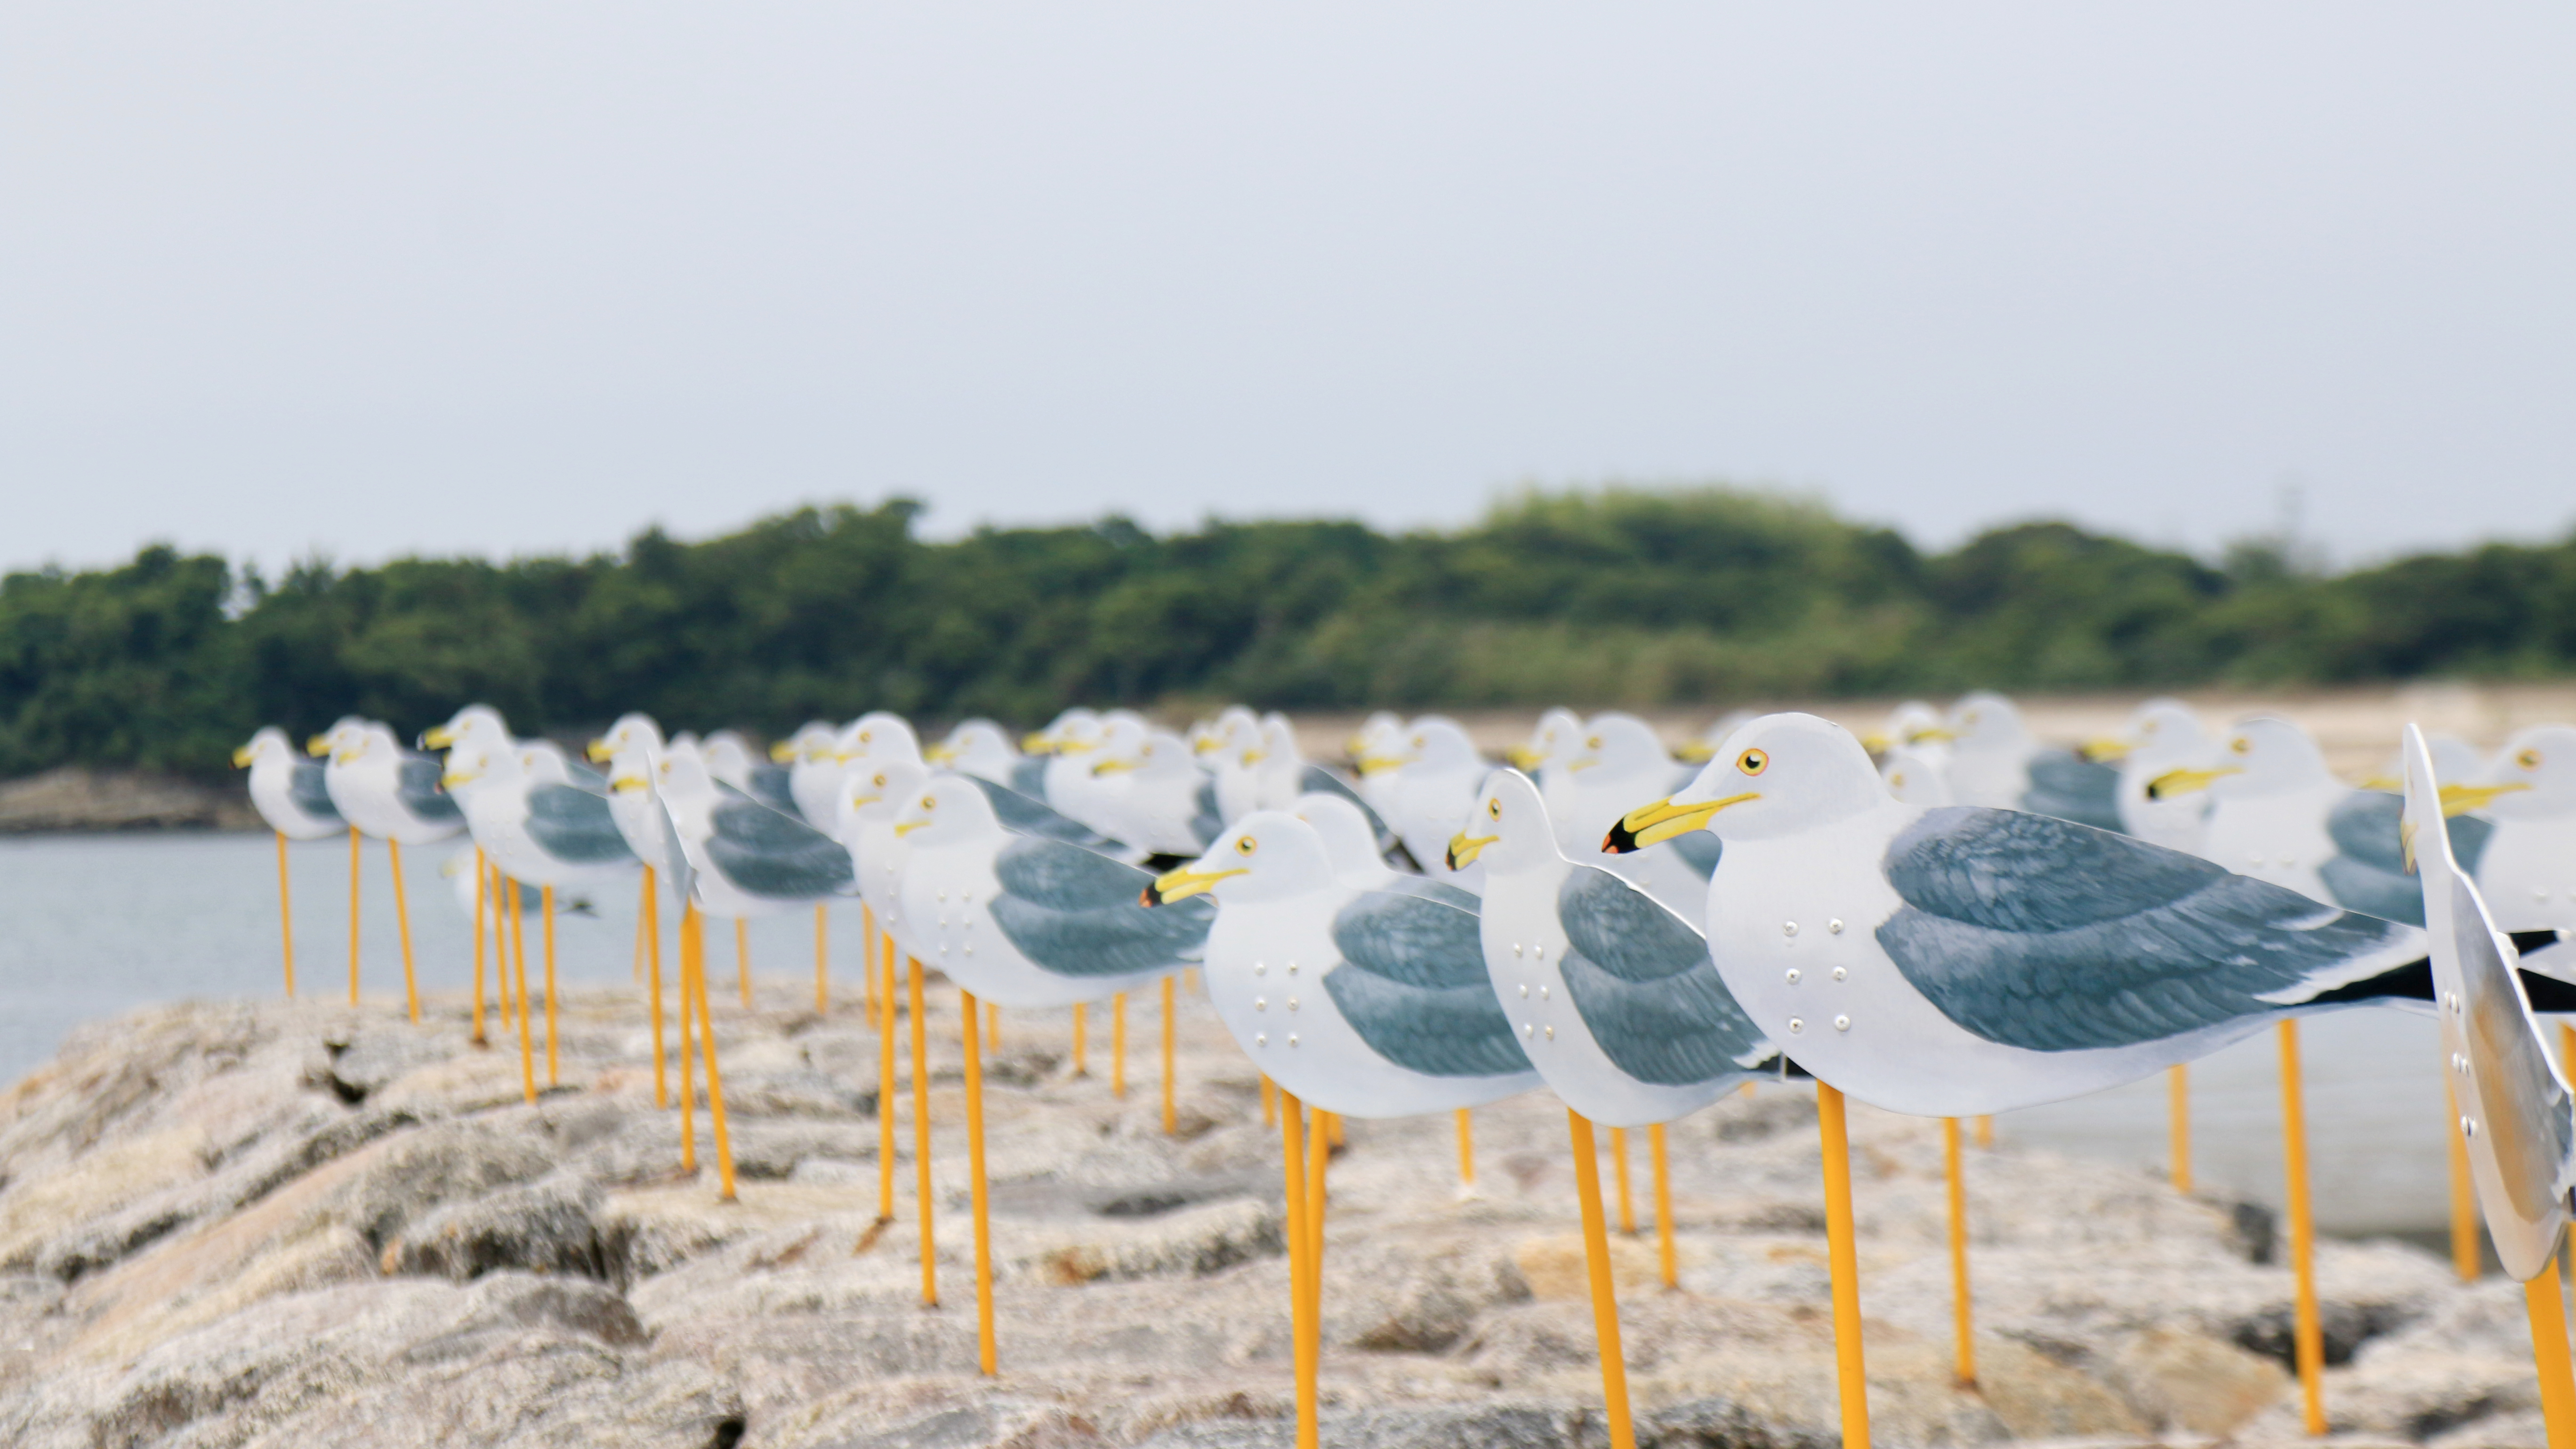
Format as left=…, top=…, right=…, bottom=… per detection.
left=0, top=975, right=2549, bottom=1449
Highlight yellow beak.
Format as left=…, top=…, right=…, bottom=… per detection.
left=306, top=734, right=331, bottom=757
left=334, top=749, right=361, bottom=766
left=2077, top=737, right=2132, bottom=763
left=893, top=818, right=931, bottom=837
left=422, top=724, right=456, bottom=749
left=1022, top=733, right=1057, bottom=754
left=768, top=740, right=797, bottom=763
left=923, top=743, right=958, bottom=765
left=1908, top=726, right=1957, bottom=744
left=1858, top=733, right=1890, bottom=755
left=586, top=739, right=615, bottom=764
left=1674, top=741, right=1714, bottom=764
left=231, top=745, right=254, bottom=768
left=1143, top=864, right=1245, bottom=905
left=2440, top=781, right=2531, bottom=816
left=2145, top=765, right=2241, bottom=800
left=441, top=769, right=479, bottom=789
left=1605, top=792, right=1757, bottom=852
left=1564, top=756, right=1601, bottom=773
left=611, top=775, right=649, bottom=794
left=1091, top=757, right=1141, bottom=777
left=1355, top=754, right=1409, bottom=777
left=1504, top=746, right=1544, bottom=770
left=1446, top=832, right=1497, bottom=870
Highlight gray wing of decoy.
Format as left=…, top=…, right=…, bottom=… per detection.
left=2330, top=789, right=2495, bottom=877
left=1374, top=874, right=1482, bottom=912
left=707, top=797, right=853, bottom=899
left=1557, top=866, right=1772, bottom=1083
left=1668, top=832, right=1723, bottom=880
left=970, top=776, right=1126, bottom=853
left=394, top=755, right=464, bottom=823
left=1323, top=889, right=1531, bottom=1077
left=1008, top=756, right=1051, bottom=798
left=1879, top=806, right=2417, bottom=1053
left=1190, top=777, right=1224, bottom=851
left=746, top=763, right=799, bottom=814
left=989, top=836, right=1211, bottom=975
left=524, top=783, right=639, bottom=866
left=564, top=758, right=611, bottom=795
left=2019, top=749, right=2124, bottom=832
left=287, top=760, right=341, bottom=823
left=1297, top=765, right=1397, bottom=845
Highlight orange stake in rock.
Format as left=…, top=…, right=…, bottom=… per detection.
left=274, top=831, right=298, bottom=998
left=910, top=956, right=936, bottom=1305
left=347, top=827, right=363, bottom=1004
left=389, top=838, right=419, bottom=1022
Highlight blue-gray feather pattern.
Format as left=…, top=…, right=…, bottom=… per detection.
left=287, top=760, right=341, bottom=823
left=989, top=837, right=1211, bottom=975
left=969, top=776, right=1124, bottom=853
left=707, top=799, right=853, bottom=899
left=1556, top=866, right=1770, bottom=1083
left=747, top=763, right=799, bottom=815
left=1009, top=756, right=1051, bottom=798
left=524, top=784, right=638, bottom=866
left=1190, top=778, right=1224, bottom=852
left=1298, top=765, right=1399, bottom=848
left=1319, top=887, right=1530, bottom=1078
left=2019, top=749, right=2124, bottom=832
left=395, top=756, right=464, bottom=823
left=1880, top=807, right=2413, bottom=1052
left=2319, top=790, right=2493, bottom=927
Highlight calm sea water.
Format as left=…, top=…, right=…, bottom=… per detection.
left=0, top=832, right=2458, bottom=1235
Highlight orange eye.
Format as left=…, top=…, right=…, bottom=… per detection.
left=859, top=731, right=872, bottom=742
left=1586, top=736, right=1602, bottom=750
left=1739, top=748, right=1769, bottom=776
left=872, top=774, right=886, bottom=787
left=920, top=796, right=936, bottom=810
left=2520, top=749, right=2544, bottom=770
left=1235, top=836, right=1258, bottom=855
left=1889, top=772, right=1907, bottom=789
left=1486, top=798, right=1501, bottom=820
left=2230, top=737, right=2252, bottom=755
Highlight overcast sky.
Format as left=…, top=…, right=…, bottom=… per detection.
left=5, top=4, right=2570, bottom=577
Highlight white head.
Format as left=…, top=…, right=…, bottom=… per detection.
left=1255, top=716, right=1301, bottom=767
left=518, top=740, right=577, bottom=785
left=2084, top=698, right=2205, bottom=765
left=233, top=726, right=298, bottom=771
left=589, top=713, right=665, bottom=767
left=1879, top=746, right=1953, bottom=806
left=1145, top=811, right=1336, bottom=907
left=422, top=703, right=511, bottom=754
left=930, top=719, right=1019, bottom=772
left=308, top=716, right=371, bottom=761
left=1564, top=712, right=1672, bottom=777
left=838, top=711, right=923, bottom=766
left=1862, top=700, right=1945, bottom=756
left=888, top=773, right=1006, bottom=848
left=1510, top=707, right=1586, bottom=772
left=1024, top=707, right=1101, bottom=755
left=1195, top=706, right=1261, bottom=761
left=775, top=721, right=839, bottom=765
left=1445, top=769, right=1562, bottom=875
left=1350, top=712, right=1410, bottom=773
left=1946, top=692, right=2032, bottom=755
left=2147, top=716, right=2332, bottom=803
left=1610, top=712, right=1885, bottom=847
left=442, top=735, right=529, bottom=797
left=840, top=758, right=932, bottom=832
left=1399, top=717, right=1482, bottom=773
left=1292, top=792, right=1389, bottom=883
left=2454, top=725, right=2576, bottom=820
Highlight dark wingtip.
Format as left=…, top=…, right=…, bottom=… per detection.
left=1601, top=821, right=1643, bottom=855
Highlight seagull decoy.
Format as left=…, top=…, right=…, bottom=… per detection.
left=441, top=847, right=586, bottom=918
left=315, top=721, right=466, bottom=845
left=1143, top=811, right=1539, bottom=1116
left=1938, top=692, right=2122, bottom=830
left=1508, top=707, right=1586, bottom=773
left=928, top=719, right=1034, bottom=794
left=651, top=747, right=856, bottom=921
left=2146, top=716, right=2350, bottom=902
left=1605, top=712, right=2447, bottom=1117
left=236, top=727, right=343, bottom=841
left=2447, top=725, right=2576, bottom=942
left=773, top=720, right=843, bottom=828
left=1535, top=712, right=1714, bottom=912
left=1361, top=717, right=1488, bottom=892
left=703, top=730, right=800, bottom=815
left=1859, top=700, right=1948, bottom=766
left=836, top=757, right=933, bottom=960
left=1248, top=716, right=1396, bottom=851
left=1878, top=745, right=1954, bottom=806
left=2085, top=699, right=2213, bottom=853
left=1293, top=792, right=1402, bottom=888
left=2400, top=723, right=2576, bottom=1281
left=1087, top=718, right=1222, bottom=860
left=1450, top=768, right=1776, bottom=1126
left=893, top=773, right=1211, bottom=1008
left=1346, top=711, right=1409, bottom=819
left=2318, top=758, right=2495, bottom=929
left=443, top=735, right=639, bottom=886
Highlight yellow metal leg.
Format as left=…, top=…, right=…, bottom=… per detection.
left=511, top=879, right=535, bottom=1105
left=962, top=988, right=996, bottom=1374
left=1073, top=1001, right=1088, bottom=1076
left=347, top=827, right=363, bottom=1005
left=877, top=929, right=897, bottom=1224
left=644, top=868, right=666, bottom=1109
left=2278, top=1020, right=2326, bottom=1434
left=389, top=839, right=419, bottom=1023
left=1279, top=1089, right=1318, bottom=1449
left=1650, top=1122, right=1675, bottom=1289
left=1816, top=1082, right=1872, bottom=1449
left=1610, top=1126, right=1635, bottom=1235
left=910, top=956, right=936, bottom=1305
left=2170, top=1063, right=2192, bottom=1194
left=2526, top=1269, right=2576, bottom=1449
left=275, top=832, right=298, bottom=998
left=689, top=907, right=736, bottom=1200
left=737, top=917, right=751, bottom=1008
left=1455, top=1108, right=1475, bottom=1191
left=1945, top=1117, right=1978, bottom=1387
left=1569, top=1111, right=1636, bottom=1449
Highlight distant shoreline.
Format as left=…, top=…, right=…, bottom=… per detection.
left=0, top=766, right=261, bottom=833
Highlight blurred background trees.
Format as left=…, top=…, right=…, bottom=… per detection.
left=3, top=487, right=2571, bottom=778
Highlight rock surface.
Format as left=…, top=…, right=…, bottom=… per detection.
left=0, top=974, right=2553, bottom=1446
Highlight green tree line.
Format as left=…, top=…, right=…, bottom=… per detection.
left=3, top=486, right=2572, bottom=779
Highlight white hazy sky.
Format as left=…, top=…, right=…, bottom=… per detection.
left=5, top=4, right=2571, bottom=577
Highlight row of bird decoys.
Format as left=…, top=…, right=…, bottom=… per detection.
left=232, top=696, right=2576, bottom=1449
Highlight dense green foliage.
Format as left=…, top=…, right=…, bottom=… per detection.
left=4, top=487, right=2571, bottom=777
